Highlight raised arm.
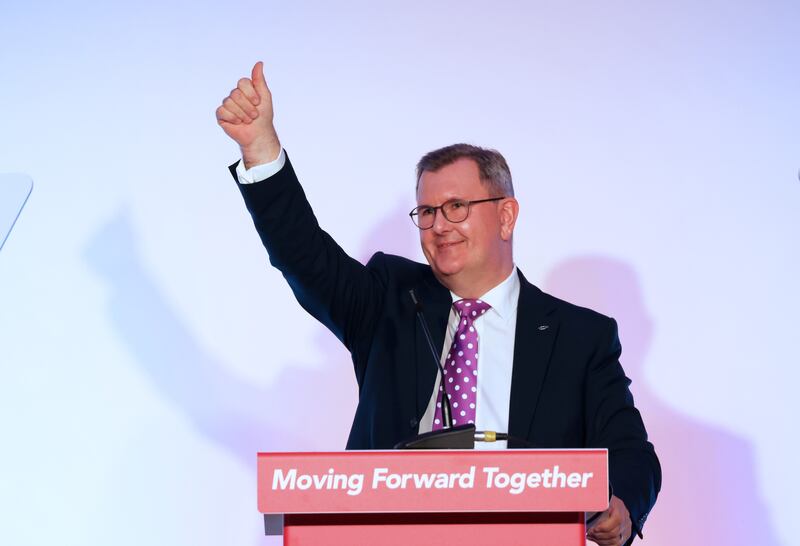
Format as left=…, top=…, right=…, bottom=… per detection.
left=215, top=62, right=387, bottom=368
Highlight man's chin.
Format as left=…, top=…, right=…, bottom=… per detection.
left=431, top=260, right=464, bottom=279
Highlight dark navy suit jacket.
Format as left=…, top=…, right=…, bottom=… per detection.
left=232, top=154, right=660, bottom=537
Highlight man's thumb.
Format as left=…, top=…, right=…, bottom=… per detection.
left=252, top=61, right=269, bottom=93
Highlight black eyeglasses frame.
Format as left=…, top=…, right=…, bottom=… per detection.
left=408, top=197, right=506, bottom=229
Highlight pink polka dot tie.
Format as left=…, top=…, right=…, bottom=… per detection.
left=433, top=298, right=492, bottom=429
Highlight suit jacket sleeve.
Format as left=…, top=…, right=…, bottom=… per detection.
left=586, top=317, right=661, bottom=541
left=230, top=154, right=386, bottom=384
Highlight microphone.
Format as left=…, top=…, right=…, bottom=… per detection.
left=395, top=290, right=476, bottom=449
left=408, top=289, right=453, bottom=429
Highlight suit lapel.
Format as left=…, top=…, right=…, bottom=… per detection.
left=412, top=272, right=452, bottom=418
left=508, top=270, right=559, bottom=446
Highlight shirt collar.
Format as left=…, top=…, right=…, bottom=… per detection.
left=450, top=266, right=520, bottom=321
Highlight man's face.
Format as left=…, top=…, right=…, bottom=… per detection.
left=416, top=158, right=507, bottom=285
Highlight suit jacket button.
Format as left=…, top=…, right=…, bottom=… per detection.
left=409, top=418, right=419, bottom=428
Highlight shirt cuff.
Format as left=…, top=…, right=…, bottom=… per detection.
left=235, top=148, right=286, bottom=184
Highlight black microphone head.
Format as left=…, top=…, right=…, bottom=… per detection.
left=408, top=289, right=424, bottom=312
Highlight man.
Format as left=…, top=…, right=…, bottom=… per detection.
left=216, top=62, right=660, bottom=546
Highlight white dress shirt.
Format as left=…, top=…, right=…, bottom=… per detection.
left=236, top=148, right=286, bottom=183
left=237, top=150, right=521, bottom=450
left=418, top=267, right=519, bottom=450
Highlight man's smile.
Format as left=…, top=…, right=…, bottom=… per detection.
left=436, top=240, right=465, bottom=249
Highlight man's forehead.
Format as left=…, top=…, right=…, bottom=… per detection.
left=417, top=158, right=485, bottom=201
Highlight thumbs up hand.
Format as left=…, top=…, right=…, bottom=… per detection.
left=216, top=61, right=282, bottom=168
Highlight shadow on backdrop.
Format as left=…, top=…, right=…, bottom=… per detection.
left=83, top=200, right=415, bottom=540
left=543, top=256, right=780, bottom=546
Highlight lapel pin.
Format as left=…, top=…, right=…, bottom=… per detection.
left=538, top=325, right=549, bottom=331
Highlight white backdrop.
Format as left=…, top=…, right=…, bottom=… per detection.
left=1, top=1, right=798, bottom=544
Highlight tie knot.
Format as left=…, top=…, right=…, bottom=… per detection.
left=453, top=298, right=492, bottom=320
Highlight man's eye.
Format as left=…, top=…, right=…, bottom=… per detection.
left=420, top=207, right=435, bottom=216
left=449, top=201, right=466, bottom=210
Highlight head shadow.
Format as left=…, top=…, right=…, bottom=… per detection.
left=542, top=255, right=780, bottom=545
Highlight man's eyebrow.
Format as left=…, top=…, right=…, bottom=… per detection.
left=417, top=197, right=466, bottom=206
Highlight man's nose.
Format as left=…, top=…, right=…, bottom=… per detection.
left=431, top=209, right=452, bottom=233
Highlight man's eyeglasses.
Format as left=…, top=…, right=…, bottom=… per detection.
left=409, top=197, right=505, bottom=230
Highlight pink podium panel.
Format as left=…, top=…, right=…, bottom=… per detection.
left=257, top=449, right=608, bottom=546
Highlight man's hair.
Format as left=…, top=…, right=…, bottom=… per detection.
left=415, top=143, right=514, bottom=197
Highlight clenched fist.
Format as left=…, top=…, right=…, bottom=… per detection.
left=216, top=61, right=281, bottom=169
left=586, top=495, right=633, bottom=546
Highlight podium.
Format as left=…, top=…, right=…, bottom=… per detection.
left=257, top=449, right=608, bottom=545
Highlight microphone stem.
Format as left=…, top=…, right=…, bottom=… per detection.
left=409, top=290, right=454, bottom=429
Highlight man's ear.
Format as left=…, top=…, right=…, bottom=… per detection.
left=499, top=198, right=519, bottom=241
